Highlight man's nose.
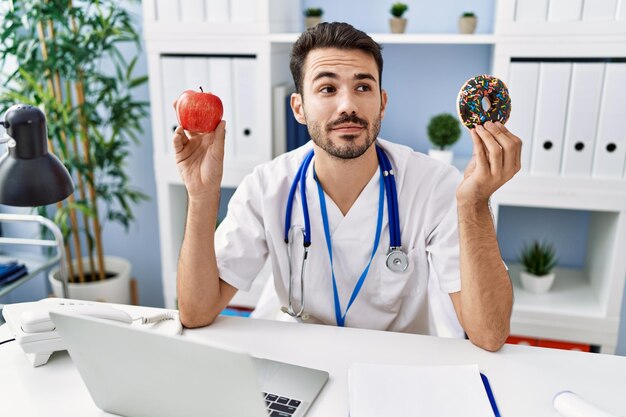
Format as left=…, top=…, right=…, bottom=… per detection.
left=336, top=90, right=358, bottom=115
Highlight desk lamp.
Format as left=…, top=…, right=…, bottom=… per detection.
left=0, top=104, right=74, bottom=296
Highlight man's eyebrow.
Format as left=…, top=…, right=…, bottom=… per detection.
left=354, top=73, right=377, bottom=83
left=312, top=71, right=338, bottom=82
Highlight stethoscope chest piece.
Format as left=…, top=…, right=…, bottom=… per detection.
left=386, top=249, right=409, bottom=273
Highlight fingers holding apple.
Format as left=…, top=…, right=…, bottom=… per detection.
left=175, top=87, right=224, bottom=134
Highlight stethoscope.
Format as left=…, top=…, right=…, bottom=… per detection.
left=280, top=144, right=409, bottom=321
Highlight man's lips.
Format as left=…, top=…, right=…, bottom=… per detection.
left=331, top=124, right=364, bottom=133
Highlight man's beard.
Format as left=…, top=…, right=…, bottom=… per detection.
left=306, top=112, right=382, bottom=160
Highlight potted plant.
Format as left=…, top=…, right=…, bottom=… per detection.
left=389, top=2, right=409, bottom=34
left=304, top=7, right=324, bottom=30
left=427, top=113, right=461, bottom=164
left=519, top=240, right=558, bottom=294
left=0, top=0, right=148, bottom=303
left=459, top=11, right=478, bottom=34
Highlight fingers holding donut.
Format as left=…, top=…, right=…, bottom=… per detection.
left=483, top=121, right=522, bottom=178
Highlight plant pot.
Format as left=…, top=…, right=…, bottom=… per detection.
left=520, top=271, right=555, bottom=294
left=49, top=255, right=132, bottom=304
left=458, top=16, right=477, bottom=34
left=428, top=149, right=454, bottom=164
left=305, top=16, right=322, bottom=30
left=389, top=17, right=407, bottom=34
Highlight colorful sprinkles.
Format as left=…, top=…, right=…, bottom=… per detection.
left=457, top=74, right=511, bottom=128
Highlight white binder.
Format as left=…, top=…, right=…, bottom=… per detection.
left=506, top=62, right=540, bottom=173
left=230, top=0, right=257, bottom=23
left=530, top=63, right=572, bottom=176
left=205, top=0, right=230, bottom=23
left=592, top=63, right=626, bottom=179
left=207, top=58, right=235, bottom=160
left=561, top=63, right=605, bottom=177
left=180, top=0, right=205, bottom=22
left=548, top=0, right=583, bottom=21
left=155, top=0, right=180, bottom=23
left=160, top=57, right=186, bottom=153
left=619, top=0, right=626, bottom=20
left=232, top=58, right=258, bottom=158
left=515, top=0, right=549, bottom=21
left=582, top=0, right=619, bottom=20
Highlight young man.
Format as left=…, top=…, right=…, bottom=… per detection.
left=173, top=23, right=520, bottom=351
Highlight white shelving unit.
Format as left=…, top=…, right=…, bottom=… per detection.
left=142, top=0, right=626, bottom=352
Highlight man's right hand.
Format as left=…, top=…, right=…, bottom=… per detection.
left=172, top=100, right=226, bottom=202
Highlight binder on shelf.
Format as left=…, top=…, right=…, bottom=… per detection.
left=514, top=0, right=549, bottom=22
left=582, top=0, right=619, bottom=20
left=548, top=0, right=583, bottom=21
left=592, top=63, right=626, bottom=179
left=155, top=0, right=180, bottom=23
left=272, top=83, right=292, bottom=156
left=180, top=0, right=205, bottom=23
left=561, top=63, right=604, bottom=177
left=160, top=57, right=186, bottom=153
left=530, top=63, right=572, bottom=176
left=205, top=0, right=230, bottom=22
left=230, top=0, right=256, bottom=23
left=506, top=62, right=540, bottom=173
left=232, top=58, right=259, bottom=158
left=206, top=58, right=235, bottom=159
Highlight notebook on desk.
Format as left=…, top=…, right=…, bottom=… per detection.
left=348, top=363, right=499, bottom=417
left=50, top=311, right=328, bottom=417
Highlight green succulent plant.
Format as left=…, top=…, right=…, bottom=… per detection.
left=519, top=240, right=558, bottom=277
left=427, top=113, right=462, bottom=150
left=304, top=7, right=323, bottom=17
left=390, top=2, right=409, bottom=18
left=462, top=11, right=476, bottom=18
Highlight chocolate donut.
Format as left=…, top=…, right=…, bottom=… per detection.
left=457, top=74, right=511, bottom=128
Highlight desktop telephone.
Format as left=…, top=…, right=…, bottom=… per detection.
left=2, top=298, right=181, bottom=367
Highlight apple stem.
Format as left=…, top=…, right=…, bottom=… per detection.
left=199, top=86, right=204, bottom=93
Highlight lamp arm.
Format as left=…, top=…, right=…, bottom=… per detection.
left=0, top=213, right=68, bottom=297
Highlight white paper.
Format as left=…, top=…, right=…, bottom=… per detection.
left=554, top=391, right=619, bottom=417
left=348, top=363, right=494, bottom=417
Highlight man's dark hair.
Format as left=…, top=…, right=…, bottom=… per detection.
left=289, top=22, right=384, bottom=94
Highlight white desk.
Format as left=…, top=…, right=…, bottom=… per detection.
left=2, top=306, right=626, bottom=417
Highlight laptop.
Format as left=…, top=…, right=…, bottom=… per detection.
left=50, top=311, right=329, bottom=417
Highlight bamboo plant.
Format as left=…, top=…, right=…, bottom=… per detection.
left=0, top=0, right=148, bottom=283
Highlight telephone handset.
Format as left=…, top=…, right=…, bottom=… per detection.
left=19, top=303, right=133, bottom=333
left=2, top=298, right=181, bottom=367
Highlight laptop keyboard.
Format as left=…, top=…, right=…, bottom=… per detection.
left=263, top=392, right=302, bottom=416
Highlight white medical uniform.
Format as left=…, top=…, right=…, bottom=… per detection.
left=215, top=139, right=463, bottom=337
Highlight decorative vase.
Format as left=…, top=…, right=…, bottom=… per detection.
left=49, top=255, right=132, bottom=304
left=428, top=149, right=454, bottom=164
left=305, top=16, right=322, bottom=30
left=389, top=17, right=407, bottom=34
left=520, top=271, right=556, bottom=294
left=458, top=16, right=477, bottom=34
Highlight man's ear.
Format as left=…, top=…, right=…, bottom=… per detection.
left=380, top=89, right=388, bottom=120
left=290, top=93, right=307, bottom=125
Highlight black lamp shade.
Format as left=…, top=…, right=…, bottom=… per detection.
left=0, top=104, right=74, bottom=206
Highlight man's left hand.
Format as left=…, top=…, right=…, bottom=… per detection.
left=456, top=121, right=522, bottom=205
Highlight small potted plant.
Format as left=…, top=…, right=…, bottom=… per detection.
left=389, top=2, right=409, bottom=34
left=519, top=240, right=558, bottom=294
left=459, top=11, right=477, bottom=34
left=427, top=113, right=461, bottom=164
left=304, top=7, right=323, bottom=30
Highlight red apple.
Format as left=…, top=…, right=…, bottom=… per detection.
left=175, top=87, right=224, bottom=133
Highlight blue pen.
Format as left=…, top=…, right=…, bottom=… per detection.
left=480, top=373, right=501, bottom=417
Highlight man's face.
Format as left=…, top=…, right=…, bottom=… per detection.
left=291, top=48, right=387, bottom=160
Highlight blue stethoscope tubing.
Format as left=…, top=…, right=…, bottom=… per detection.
left=282, top=144, right=408, bottom=321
